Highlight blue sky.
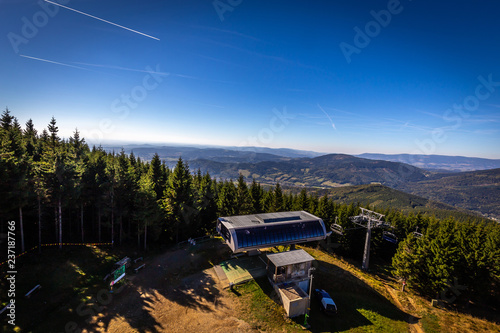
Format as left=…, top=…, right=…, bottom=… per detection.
left=2, top=0, right=500, bottom=158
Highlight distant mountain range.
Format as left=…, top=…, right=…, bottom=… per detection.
left=103, top=144, right=500, bottom=172
left=357, top=153, right=500, bottom=172
left=102, top=145, right=320, bottom=164
left=187, top=153, right=499, bottom=220
left=100, top=144, right=500, bottom=220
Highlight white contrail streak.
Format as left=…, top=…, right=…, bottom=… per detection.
left=71, top=62, right=170, bottom=76
left=317, top=104, right=337, bottom=130
left=44, top=0, right=160, bottom=41
left=70, top=62, right=205, bottom=80
left=20, top=54, right=91, bottom=71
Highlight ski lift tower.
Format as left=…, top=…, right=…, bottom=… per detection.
left=350, top=208, right=389, bottom=271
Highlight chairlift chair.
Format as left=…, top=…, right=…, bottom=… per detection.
left=412, top=227, right=423, bottom=239
left=412, top=231, right=423, bottom=238
left=382, top=231, right=398, bottom=244
left=331, top=224, right=344, bottom=236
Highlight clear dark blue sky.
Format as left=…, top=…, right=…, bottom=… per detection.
left=2, top=0, right=500, bottom=158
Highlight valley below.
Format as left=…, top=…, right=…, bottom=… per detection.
left=112, top=146, right=499, bottom=221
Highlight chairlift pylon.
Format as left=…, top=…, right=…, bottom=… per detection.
left=349, top=208, right=388, bottom=271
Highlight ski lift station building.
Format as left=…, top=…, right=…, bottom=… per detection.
left=216, top=211, right=330, bottom=253
left=266, top=249, right=315, bottom=317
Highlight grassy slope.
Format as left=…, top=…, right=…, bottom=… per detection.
left=231, top=246, right=500, bottom=333
left=4, top=243, right=499, bottom=333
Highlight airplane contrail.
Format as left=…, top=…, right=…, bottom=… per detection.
left=71, top=62, right=170, bottom=76
left=44, top=0, right=160, bottom=41
left=20, top=54, right=92, bottom=71
left=317, top=104, right=337, bottom=130
left=70, top=61, right=210, bottom=81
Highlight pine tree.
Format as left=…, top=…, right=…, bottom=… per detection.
left=308, top=194, right=319, bottom=214
left=1, top=108, right=14, bottom=131
left=162, top=157, right=195, bottom=243
left=217, top=180, right=237, bottom=217
left=261, top=190, right=274, bottom=213
left=105, top=155, right=118, bottom=246
left=317, top=194, right=334, bottom=226
left=197, top=172, right=218, bottom=234
left=93, top=148, right=109, bottom=242
left=273, top=182, right=284, bottom=212
left=294, top=188, right=309, bottom=211
left=69, top=128, right=87, bottom=159
left=24, top=119, right=38, bottom=158
left=32, top=160, right=48, bottom=253
left=236, top=174, right=252, bottom=215
left=0, top=111, right=28, bottom=252
left=149, top=152, right=165, bottom=200
left=392, top=234, right=420, bottom=287
left=43, top=149, right=78, bottom=249
left=249, top=178, right=263, bottom=213
left=135, top=172, right=161, bottom=250
left=47, top=116, right=59, bottom=149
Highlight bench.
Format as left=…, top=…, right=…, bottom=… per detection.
left=134, top=264, right=145, bottom=273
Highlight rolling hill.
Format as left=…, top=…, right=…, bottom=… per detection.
left=321, top=184, right=488, bottom=221
left=397, top=168, right=500, bottom=220
left=189, top=154, right=431, bottom=188
left=186, top=154, right=499, bottom=220
left=358, top=153, right=500, bottom=172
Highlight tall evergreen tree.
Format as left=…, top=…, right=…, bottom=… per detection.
left=249, top=178, right=263, bottom=213
left=294, top=188, right=309, bottom=211
left=149, top=152, right=165, bottom=200
left=217, top=180, right=237, bottom=217
left=236, top=174, right=252, bottom=215
left=273, top=182, right=284, bottom=212
left=162, top=157, right=194, bottom=243
left=197, top=172, right=218, bottom=234
left=47, top=116, right=59, bottom=149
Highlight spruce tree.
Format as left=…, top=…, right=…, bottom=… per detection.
left=162, top=157, right=194, bottom=243
left=249, top=178, right=263, bottom=213
left=273, top=182, right=284, bottom=212
left=236, top=173, right=252, bottom=215
left=217, top=180, right=237, bottom=217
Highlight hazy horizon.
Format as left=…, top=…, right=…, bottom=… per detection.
left=85, top=140, right=498, bottom=161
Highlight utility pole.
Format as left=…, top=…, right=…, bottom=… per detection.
left=307, top=267, right=315, bottom=314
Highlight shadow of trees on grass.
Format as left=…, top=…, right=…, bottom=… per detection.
left=305, top=258, right=410, bottom=332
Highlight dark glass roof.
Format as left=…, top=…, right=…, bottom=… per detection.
left=234, top=219, right=324, bottom=249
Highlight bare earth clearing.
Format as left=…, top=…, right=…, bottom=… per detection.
left=82, top=244, right=257, bottom=333
left=66, top=241, right=499, bottom=333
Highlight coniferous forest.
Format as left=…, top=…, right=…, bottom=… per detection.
left=1, top=109, right=499, bottom=305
